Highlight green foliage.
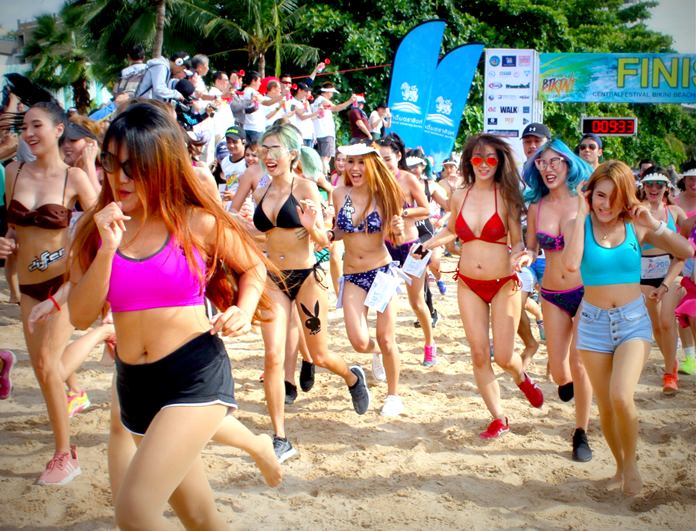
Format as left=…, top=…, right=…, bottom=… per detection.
left=25, top=0, right=694, bottom=164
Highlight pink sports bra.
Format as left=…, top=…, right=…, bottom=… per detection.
left=107, top=236, right=206, bottom=312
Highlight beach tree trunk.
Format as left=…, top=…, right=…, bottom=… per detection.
left=152, top=0, right=166, bottom=58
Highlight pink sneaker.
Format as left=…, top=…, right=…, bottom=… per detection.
left=422, top=344, right=437, bottom=368
left=0, top=350, right=17, bottom=400
left=37, top=446, right=81, bottom=485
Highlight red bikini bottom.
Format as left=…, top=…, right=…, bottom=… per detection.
left=455, top=271, right=520, bottom=304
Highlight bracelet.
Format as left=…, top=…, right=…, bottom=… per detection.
left=402, top=209, right=409, bottom=219
left=660, top=282, right=669, bottom=291
left=654, top=220, right=667, bottom=236
left=327, top=229, right=335, bottom=242
left=48, top=294, right=61, bottom=312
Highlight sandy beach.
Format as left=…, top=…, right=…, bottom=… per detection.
left=0, top=264, right=694, bottom=530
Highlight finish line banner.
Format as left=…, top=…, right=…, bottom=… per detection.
left=539, top=53, right=696, bottom=103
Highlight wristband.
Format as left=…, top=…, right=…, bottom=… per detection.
left=654, top=220, right=667, bottom=236
left=48, top=295, right=61, bottom=312
left=327, top=229, right=335, bottom=242
left=402, top=209, right=409, bottom=219
left=660, top=282, right=669, bottom=291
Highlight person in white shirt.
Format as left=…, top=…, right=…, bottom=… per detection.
left=264, top=80, right=290, bottom=126
left=242, top=72, right=266, bottom=144
left=368, top=102, right=391, bottom=140
left=219, top=125, right=247, bottom=209
left=209, top=71, right=235, bottom=144
left=289, top=83, right=317, bottom=147
left=312, top=82, right=356, bottom=174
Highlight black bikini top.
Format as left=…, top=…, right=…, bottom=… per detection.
left=6, top=163, right=71, bottom=230
left=252, top=178, right=303, bottom=232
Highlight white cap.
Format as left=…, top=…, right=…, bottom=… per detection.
left=320, top=87, right=339, bottom=94
left=641, top=172, right=671, bottom=185
left=406, top=156, right=426, bottom=167
left=337, top=143, right=377, bottom=156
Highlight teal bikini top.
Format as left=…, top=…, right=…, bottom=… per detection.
left=580, top=217, right=641, bottom=286
left=641, top=208, right=675, bottom=252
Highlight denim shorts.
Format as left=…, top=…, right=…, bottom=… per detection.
left=576, top=296, right=653, bottom=354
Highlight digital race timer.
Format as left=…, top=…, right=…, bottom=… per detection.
left=580, top=117, right=638, bottom=136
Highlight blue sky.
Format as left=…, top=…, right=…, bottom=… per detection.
left=0, top=0, right=694, bottom=53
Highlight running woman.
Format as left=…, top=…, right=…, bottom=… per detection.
left=69, top=102, right=281, bottom=528
left=331, top=143, right=406, bottom=415
left=424, top=134, right=544, bottom=438
left=517, top=138, right=594, bottom=461
left=251, top=124, right=370, bottom=462
left=563, top=160, right=692, bottom=496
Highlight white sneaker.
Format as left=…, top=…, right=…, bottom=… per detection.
left=380, top=395, right=404, bottom=417
left=371, top=354, right=386, bottom=382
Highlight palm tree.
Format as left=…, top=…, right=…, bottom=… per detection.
left=23, top=14, right=93, bottom=113
left=202, top=0, right=319, bottom=77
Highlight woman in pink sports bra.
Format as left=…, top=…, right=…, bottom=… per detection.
left=424, top=134, right=544, bottom=439
left=0, top=101, right=112, bottom=487
left=69, top=102, right=281, bottom=528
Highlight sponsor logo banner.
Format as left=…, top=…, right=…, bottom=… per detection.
left=539, top=53, right=696, bottom=103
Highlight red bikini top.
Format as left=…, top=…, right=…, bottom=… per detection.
left=455, top=184, right=507, bottom=245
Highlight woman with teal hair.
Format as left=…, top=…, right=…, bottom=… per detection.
left=251, top=123, right=370, bottom=463
left=515, top=138, right=595, bottom=462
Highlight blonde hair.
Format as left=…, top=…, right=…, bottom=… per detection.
left=344, top=151, right=404, bottom=241
left=586, top=160, right=640, bottom=220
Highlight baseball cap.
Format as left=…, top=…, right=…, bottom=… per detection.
left=225, top=125, right=245, bottom=141
left=64, top=121, right=98, bottom=141
left=521, top=123, right=551, bottom=140
left=174, top=79, right=195, bottom=100
left=580, top=133, right=603, bottom=149
left=442, top=157, right=459, bottom=167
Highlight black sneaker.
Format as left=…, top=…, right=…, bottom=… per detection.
left=558, top=382, right=574, bottom=402
left=284, top=381, right=298, bottom=405
left=572, top=428, right=592, bottom=462
left=431, top=309, right=439, bottom=327
left=273, top=435, right=298, bottom=463
left=300, top=361, right=315, bottom=392
left=348, top=366, right=371, bottom=415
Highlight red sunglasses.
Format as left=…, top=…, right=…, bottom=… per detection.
left=471, top=156, right=498, bottom=167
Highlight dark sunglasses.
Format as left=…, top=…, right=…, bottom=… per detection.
left=100, top=151, right=133, bottom=179
left=471, top=156, right=498, bottom=167
left=579, top=144, right=597, bottom=151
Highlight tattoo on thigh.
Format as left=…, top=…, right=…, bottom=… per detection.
left=301, top=301, right=321, bottom=335
left=28, top=248, right=65, bottom=272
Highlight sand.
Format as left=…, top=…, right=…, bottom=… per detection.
left=0, top=265, right=695, bottom=530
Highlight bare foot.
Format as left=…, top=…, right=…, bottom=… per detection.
left=622, top=465, right=643, bottom=496
left=521, top=341, right=539, bottom=371
left=605, top=471, right=622, bottom=491
left=249, top=434, right=282, bottom=487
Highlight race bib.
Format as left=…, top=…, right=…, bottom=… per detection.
left=365, top=271, right=400, bottom=313
left=641, top=254, right=670, bottom=280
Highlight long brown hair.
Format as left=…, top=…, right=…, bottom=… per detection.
left=586, top=160, right=641, bottom=221
left=460, top=134, right=525, bottom=218
left=70, top=101, right=273, bottom=318
left=344, top=151, right=404, bottom=241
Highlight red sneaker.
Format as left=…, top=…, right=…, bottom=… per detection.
left=480, top=417, right=509, bottom=439
left=662, top=372, right=678, bottom=395
left=517, top=372, right=544, bottom=408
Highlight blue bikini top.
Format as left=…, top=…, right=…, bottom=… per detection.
left=335, top=192, right=382, bottom=234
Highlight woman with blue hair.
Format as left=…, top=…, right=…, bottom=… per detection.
left=515, top=138, right=595, bottom=462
